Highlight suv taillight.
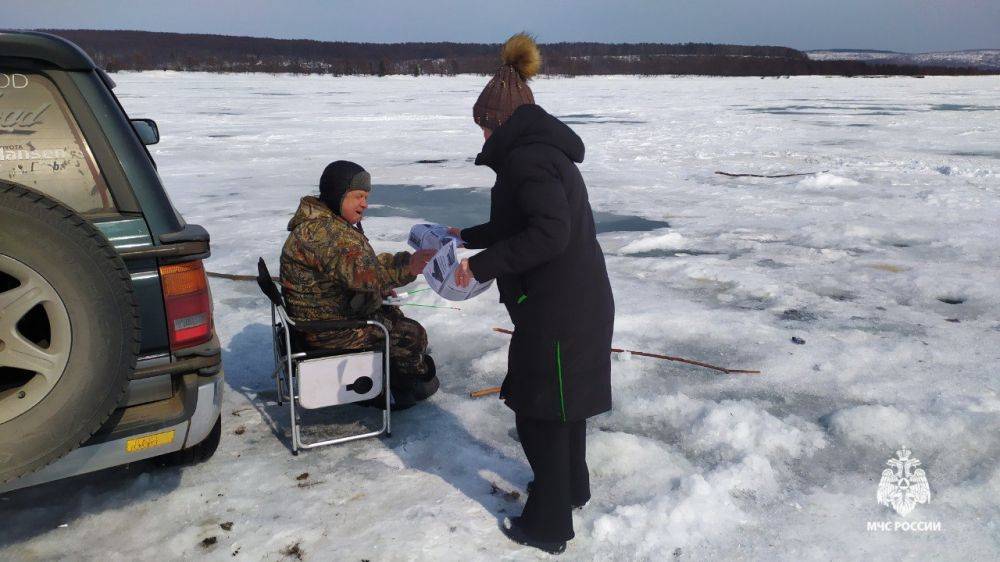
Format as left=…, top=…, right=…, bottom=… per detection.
left=160, top=260, right=213, bottom=350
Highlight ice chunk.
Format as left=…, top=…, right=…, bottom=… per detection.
left=619, top=232, right=688, bottom=254
left=796, top=173, right=859, bottom=188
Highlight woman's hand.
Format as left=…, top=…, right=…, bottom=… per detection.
left=408, top=249, right=436, bottom=275
left=447, top=226, right=465, bottom=248
left=454, top=258, right=473, bottom=287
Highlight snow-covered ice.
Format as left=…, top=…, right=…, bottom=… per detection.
left=2, top=73, right=999, bottom=560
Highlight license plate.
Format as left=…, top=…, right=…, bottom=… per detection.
left=125, top=430, right=175, bottom=453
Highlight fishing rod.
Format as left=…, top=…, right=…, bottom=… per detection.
left=491, top=328, right=759, bottom=374
left=470, top=327, right=761, bottom=398
left=383, top=300, right=461, bottom=311
left=402, top=303, right=461, bottom=310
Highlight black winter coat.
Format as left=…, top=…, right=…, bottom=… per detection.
left=464, top=104, right=615, bottom=421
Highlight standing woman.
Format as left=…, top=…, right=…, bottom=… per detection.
left=452, top=34, right=615, bottom=554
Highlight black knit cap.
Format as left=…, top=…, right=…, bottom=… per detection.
left=319, top=160, right=371, bottom=215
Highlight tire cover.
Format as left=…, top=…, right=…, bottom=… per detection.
left=0, top=181, right=139, bottom=483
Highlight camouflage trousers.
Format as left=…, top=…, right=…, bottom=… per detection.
left=301, top=305, right=429, bottom=377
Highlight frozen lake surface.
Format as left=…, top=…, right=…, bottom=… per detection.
left=2, top=73, right=999, bottom=560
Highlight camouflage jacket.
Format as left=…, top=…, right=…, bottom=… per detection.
left=280, top=196, right=415, bottom=326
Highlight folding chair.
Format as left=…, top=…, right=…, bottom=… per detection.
left=256, top=258, right=391, bottom=454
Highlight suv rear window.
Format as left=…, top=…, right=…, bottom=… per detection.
left=0, top=71, right=115, bottom=214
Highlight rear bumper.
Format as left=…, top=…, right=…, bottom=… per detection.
left=0, top=371, right=223, bottom=494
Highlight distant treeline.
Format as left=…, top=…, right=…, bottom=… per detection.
left=41, top=29, right=990, bottom=77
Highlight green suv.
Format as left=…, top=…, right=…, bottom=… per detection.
left=0, top=31, right=222, bottom=491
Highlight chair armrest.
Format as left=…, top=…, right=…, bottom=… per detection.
left=292, top=318, right=372, bottom=331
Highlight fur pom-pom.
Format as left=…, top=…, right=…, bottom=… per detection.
left=501, top=32, right=541, bottom=80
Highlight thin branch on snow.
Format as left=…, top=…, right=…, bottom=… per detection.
left=715, top=170, right=828, bottom=178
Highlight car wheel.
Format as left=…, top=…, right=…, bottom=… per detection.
left=0, top=181, right=140, bottom=483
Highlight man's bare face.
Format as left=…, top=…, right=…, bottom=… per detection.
left=340, top=190, right=369, bottom=223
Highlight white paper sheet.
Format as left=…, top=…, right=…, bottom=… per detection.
left=407, top=223, right=492, bottom=301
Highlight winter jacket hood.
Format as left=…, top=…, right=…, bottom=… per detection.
left=288, top=195, right=339, bottom=231
left=475, top=104, right=585, bottom=172
left=288, top=194, right=366, bottom=235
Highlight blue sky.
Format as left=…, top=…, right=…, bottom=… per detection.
left=4, top=0, right=998, bottom=52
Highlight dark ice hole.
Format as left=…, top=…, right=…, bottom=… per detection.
left=826, top=292, right=855, bottom=302
left=558, top=114, right=647, bottom=125
left=757, top=110, right=838, bottom=115
left=749, top=104, right=909, bottom=113
left=562, top=119, right=647, bottom=125
left=629, top=249, right=725, bottom=258
left=593, top=214, right=670, bottom=233
left=949, top=150, right=1000, bottom=159
left=931, top=104, right=1000, bottom=112
left=755, top=259, right=789, bottom=269
left=818, top=139, right=862, bottom=146
left=937, top=297, right=966, bottom=305
left=365, top=185, right=669, bottom=233
left=780, top=309, right=817, bottom=322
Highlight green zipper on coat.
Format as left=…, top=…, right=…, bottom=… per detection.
left=555, top=340, right=567, bottom=422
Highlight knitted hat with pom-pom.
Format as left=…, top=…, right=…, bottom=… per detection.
left=473, top=33, right=542, bottom=130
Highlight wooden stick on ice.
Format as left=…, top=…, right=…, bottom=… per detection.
left=470, top=387, right=502, bottom=398
left=491, top=327, right=758, bottom=374
left=469, top=328, right=760, bottom=399
left=715, top=170, right=828, bottom=178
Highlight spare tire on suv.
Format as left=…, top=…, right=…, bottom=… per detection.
left=0, top=181, right=140, bottom=483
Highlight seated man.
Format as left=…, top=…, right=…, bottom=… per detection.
left=280, top=160, right=439, bottom=408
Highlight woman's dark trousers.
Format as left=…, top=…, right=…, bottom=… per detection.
left=515, top=415, right=590, bottom=542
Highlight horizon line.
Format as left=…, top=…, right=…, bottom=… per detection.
left=17, top=28, right=999, bottom=55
